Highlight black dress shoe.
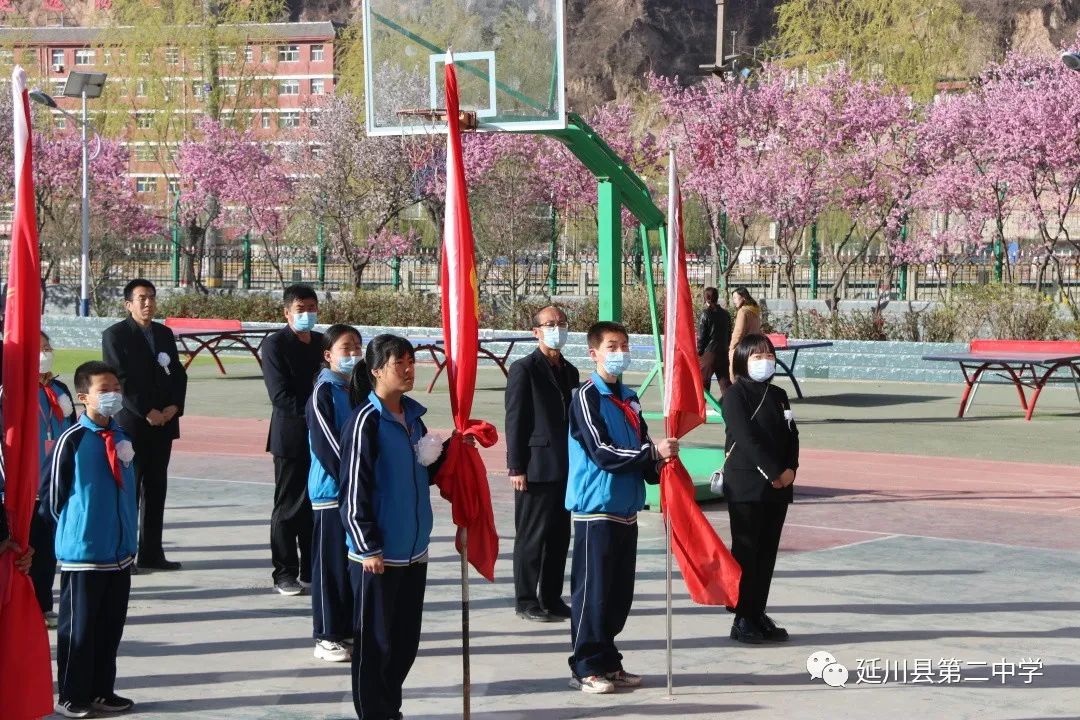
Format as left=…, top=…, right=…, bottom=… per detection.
left=138, top=559, right=182, bottom=571
left=544, top=600, right=572, bottom=619
left=757, top=613, right=789, bottom=641
left=516, top=606, right=557, bottom=622
left=730, top=616, right=764, bottom=644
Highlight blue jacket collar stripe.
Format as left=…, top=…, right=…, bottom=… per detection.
left=577, top=381, right=645, bottom=458
left=311, top=379, right=342, bottom=458
left=49, top=423, right=84, bottom=521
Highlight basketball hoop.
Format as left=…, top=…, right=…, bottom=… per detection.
left=396, top=107, right=480, bottom=131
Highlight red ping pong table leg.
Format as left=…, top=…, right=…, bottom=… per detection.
left=957, top=363, right=989, bottom=418
left=1025, top=362, right=1068, bottom=422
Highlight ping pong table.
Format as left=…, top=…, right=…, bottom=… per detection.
left=165, top=318, right=277, bottom=376
left=922, top=340, right=1080, bottom=421
left=410, top=335, right=535, bottom=393
left=767, top=334, right=834, bottom=399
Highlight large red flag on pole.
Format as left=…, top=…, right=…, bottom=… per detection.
left=432, top=50, right=499, bottom=581
left=660, top=147, right=741, bottom=607
left=0, top=66, right=56, bottom=720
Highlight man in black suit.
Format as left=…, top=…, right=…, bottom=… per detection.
left=504, top=305, right=580, bottom=622
left=262, top=284, right=323, bottom=596
left=102, top=278, right=188, bottom=570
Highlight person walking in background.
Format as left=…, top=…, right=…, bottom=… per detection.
left=306, top=324, right=365, bottom=663
left=505, top=305, right=579, bottom=623
left=262, top=284, right=324, bottom=596
left=721, top=334, right=799, bottom=645
left=728, top=287, right=762, bottom=382
left=697, top=287, right=732, bottom=396
left=102, top=279, right=188, bottom=572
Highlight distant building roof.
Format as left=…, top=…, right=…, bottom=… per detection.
left=0, top=21, right=336, bottom=45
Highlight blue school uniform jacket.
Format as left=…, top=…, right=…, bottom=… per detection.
left=41, top=414, right=138, bottom=570
left=38, top=377, right=78, bottom=470
left=306, top=368, right=356, bottom=509
left=339, top=392, right=441, bottom=567
left=566, top=372, right=659, bottom=518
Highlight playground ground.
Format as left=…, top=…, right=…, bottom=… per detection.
left=40, top=358, right=1080, bottom=719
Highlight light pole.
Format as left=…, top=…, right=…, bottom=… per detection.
left=29, top=71, right=106, bottom=317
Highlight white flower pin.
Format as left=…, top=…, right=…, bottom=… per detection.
left=116, top=439, right=135, bottom=465
left=58, top=393, right=74, bottom=417
left=416, top=432, right=444, bottom=467
left=784, top=408, right=794, bottom=429
left=629, top=400, right=642, bottom=414
left=157, top=352, right=171, bottom=375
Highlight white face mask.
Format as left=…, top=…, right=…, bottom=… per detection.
left=748, top=359, right=776, bottom=382
left=540, top=325, right=568, bottom=350
left=39, top=351, right=54, bottom=374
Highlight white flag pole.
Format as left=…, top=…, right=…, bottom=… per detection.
left=664, top=144, right=678, bottom=697
left=460, top=526, right=471, bottom=719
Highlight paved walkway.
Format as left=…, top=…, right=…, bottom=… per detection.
left=36, top=362, right=1080, bottom=719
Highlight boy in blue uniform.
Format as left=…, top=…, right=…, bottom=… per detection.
left=306, top=324, right=366, bottom=663
left=339, top=334, right=449, bottom=720
left=41, top=361, right=138, bottom=718
left=565, top=321, right=678, bottom=694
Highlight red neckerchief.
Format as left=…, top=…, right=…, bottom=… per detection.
left=97, top=428, right=124, bottom=489
left=41, top=381, right=64, bottom=420
left=606, top=393, right=642, bottom=438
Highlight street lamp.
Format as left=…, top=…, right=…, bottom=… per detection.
left=29, top=71, right=107, bottom=317
left=1062, top=51, right=1080, bottom=71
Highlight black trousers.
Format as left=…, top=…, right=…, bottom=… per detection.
left=132, top=429, right=174, bottom=564
left=349, top=562, right=427, bottom=720
left=513, top=483, right=571, bottom=611
left=727, top=501, right=789, bottom=619
left=270, top=454, right=313, bottom=584
left=312, top=507, right=352, bottom=641
left=57, top=569, right=131, bottom=705
left=568, top=517, right=637, bottom=679
left=29, top=499, right=57, bottom=613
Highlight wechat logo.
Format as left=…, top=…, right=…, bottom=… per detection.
left=807, top=650, right=849, bottom=688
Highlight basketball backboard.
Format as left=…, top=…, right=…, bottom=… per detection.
left=362, top=0, right=566, bottom=136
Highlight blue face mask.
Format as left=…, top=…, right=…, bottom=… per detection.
left=602, top=351, right=631, bottom=376
left=96, top=391, right=123, bottom=418
left=540, top=325, right=568, bottom=350
left=338, top=355, right=360, bottom=375
left=293, top=311, right=317, bottom=332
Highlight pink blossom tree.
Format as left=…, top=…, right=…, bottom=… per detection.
left=175, top=118, right=292, bottom=288
left=298, top=95, right=431, bottom=287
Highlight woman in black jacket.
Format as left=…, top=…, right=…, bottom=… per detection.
left=721, top=333, right=799, bottom=644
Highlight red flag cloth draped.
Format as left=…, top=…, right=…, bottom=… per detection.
left=0, top=66, right=56, bottom=720
left=431, top=51, right=499, bottom=582
left=660, top=149, right=741, bottom=606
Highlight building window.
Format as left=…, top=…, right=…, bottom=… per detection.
left=50, top=49, right=65, bottom=67
left=135, top=79, right=147, bottom=97
left=310, top=78, right=325, bottom=95
left=54, top=115, right=66, bottom=130
left=135, top=112, right=154, bottom=129
left=223, top=82, right=238, bottom=97
left=51, top=79, right=66, bottom=96
left=279, top=111, right=300, bottom=129
left=75, top=49, right=95, bottom=66
left=134, top=145, right=155, bottom=162
left=136, top=176, right=158, bottom=194
left=308, top=112, right=318, bottom=128
left=244, top=46, right=254, bottom=63
left=139, top=51, right=151, bottom=65
left=217, top=46, right=237, bottom=64
left=278, top=45, right=299, bottom=63
left=165, top=47, right=179, bottom=65
left=278, top=79, right=299, bottom=96
left=261, top=113, right=271, bottom=129
left=168, top=179, right=180, bottom=196
left=311, top=44, right=324, bottom=62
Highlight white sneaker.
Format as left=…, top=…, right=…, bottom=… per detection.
left=569, top=674, right=615, bottom=694
left=605, top=669, right=642, bottom=687
left=314, top=640, right=350, bottom=662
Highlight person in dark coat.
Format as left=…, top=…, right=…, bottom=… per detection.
left=262, top=284, right=324, bottom=595
left=102, top=279, right=188, bottom=571
left=721, top=333, right=799, bottom=644
left=697, top=286, right=732, bottom=395
left=504, top=305, right=580, bottom=622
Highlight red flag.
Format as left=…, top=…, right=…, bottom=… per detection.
left=432, top=51, right=499, bottom=582
left=660, top=148, right=741, bottom=606
left=0, top=66, right=56, bottom=720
